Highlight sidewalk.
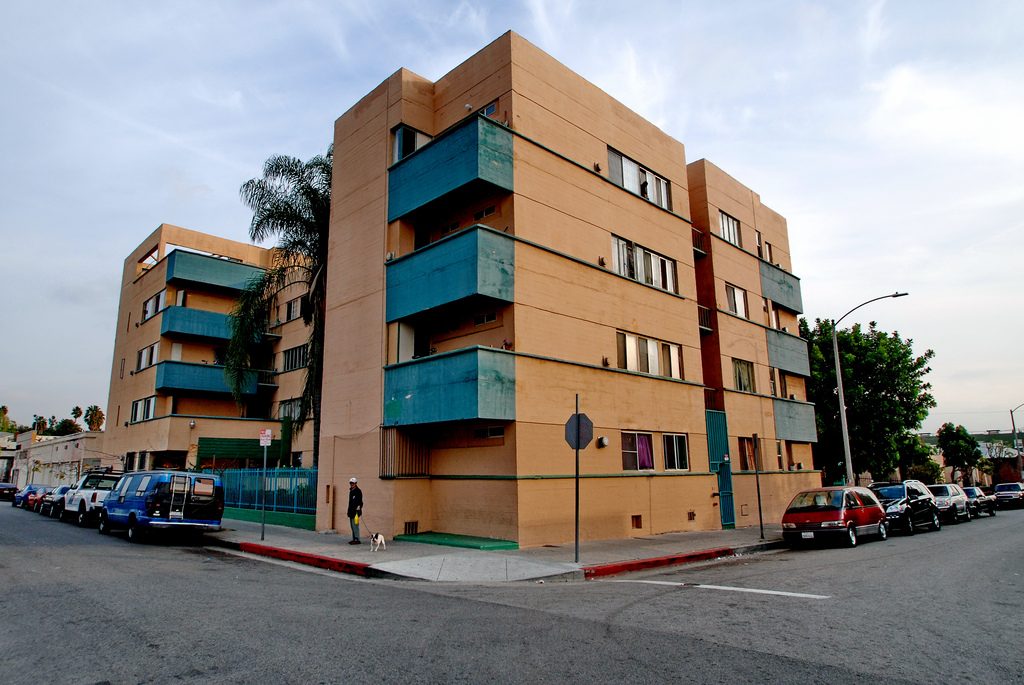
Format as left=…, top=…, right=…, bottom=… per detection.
left=204, top=519, right=785, bottom=583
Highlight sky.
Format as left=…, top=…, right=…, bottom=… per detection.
left=1, top=0, right=1021, bottom=434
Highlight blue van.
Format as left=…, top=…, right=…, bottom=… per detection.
left=97, top=470, right=224, bottom=542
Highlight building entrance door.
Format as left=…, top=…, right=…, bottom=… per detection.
left=717, top=459, right=735, bottom=529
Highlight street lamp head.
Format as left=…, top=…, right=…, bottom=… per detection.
left=892, top=292, right=909, bottom=298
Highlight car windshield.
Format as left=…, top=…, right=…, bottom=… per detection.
left=787, top=490, right=843, bottom=511
left=928, top=485, right=951, bottom=496
left=995, top=483, right=1022, bottom=492
left=963, top=488, right=978, bottom=496
left=871, top=485, right=905, bottom=500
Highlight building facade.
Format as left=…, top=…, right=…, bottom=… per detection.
left=102, top=224, right=314, bottom=472
left=9, top=431, right=111, bottom=489
left=318, top=32, right=818, bottom=547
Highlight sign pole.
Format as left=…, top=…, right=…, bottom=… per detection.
left=575, top=393, right=580, bottom=564
left=258, top=428, right=272, bottom=542
left=753, top=433, right=764, bottom=540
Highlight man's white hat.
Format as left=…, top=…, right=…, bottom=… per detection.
left=349, top=477, right=358, bottom=483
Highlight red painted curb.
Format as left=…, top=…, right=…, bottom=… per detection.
left=238, top=542, right=373, bottom=577
left=582, top=546, right=736, bottom=579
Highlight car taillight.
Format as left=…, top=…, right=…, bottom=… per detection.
left=91, top=492, right=97, bottom=503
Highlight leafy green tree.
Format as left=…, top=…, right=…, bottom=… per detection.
left=226, top=145, right=332, bottom=468
left=906, top=460, right=943, bottom=484
left=0, top=405, right=17, bottom=433
left=46, top=418, right=83, bottom=436
left=32, top=415, right=47, bottom=432
left=71, top=406, right=83, bottom=421
left=896, top=432, right=936, bottom=481
left=937, top=422, right=983, bottom=485
left=84, top=405, right=105, bottom=431
left=801, top=319, right=936, bottom=483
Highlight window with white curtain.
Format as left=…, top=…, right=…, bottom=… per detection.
left=725, top=283, right=748, bottom=319
left=719, top=211, right=741, bottom=247
left=611, top=235, right=677, bottom=294
left=607, top=148, right=671, bottom=210
left=616, top=331, right=683, bottom=380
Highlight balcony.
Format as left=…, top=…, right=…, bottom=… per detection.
left=165, top=249, right=264, bottom=292
left=765, top=328, right=810, bottom=376
left=155, top=361, right=258, bottom=396
left=759, top=261, right=803, bottom=314
left=772, top=398, right=817, bottom=443
left=692, top=227, right=707, bottom=257
left=697, top=304, right=713, bottom=334
left=383, top=346, right=515, bottom=426
left=160, top=306, right=231, bottom=340
left=386, top=226, right=514, bottom=322
left=387, top=116, right=514, bottom=222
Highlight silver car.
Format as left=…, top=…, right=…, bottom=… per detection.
left=927, top=483, right=971, bottom=523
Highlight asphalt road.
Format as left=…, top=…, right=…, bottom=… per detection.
left=2, top=503, right=1022, bottom=684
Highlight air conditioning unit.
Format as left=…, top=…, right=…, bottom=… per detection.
left=385, top=251, right=396, bottom=262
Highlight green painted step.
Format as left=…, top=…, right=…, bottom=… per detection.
left=393, top=531, right=518, bottom=551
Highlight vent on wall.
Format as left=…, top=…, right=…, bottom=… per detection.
left=631, top=515, right=642, bottom=530
left=404, top=521, right=419, bottom=535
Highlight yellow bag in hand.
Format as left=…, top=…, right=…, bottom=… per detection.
left=353, top=514, right=359, bottom=525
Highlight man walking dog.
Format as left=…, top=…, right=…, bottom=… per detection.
left=347, top=477, right=363, bottom=545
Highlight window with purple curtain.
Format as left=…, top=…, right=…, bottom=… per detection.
left=637, top=434, right=654, bottom=469
left=622, top=432, right=654, bottom=470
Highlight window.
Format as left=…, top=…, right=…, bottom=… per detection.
left=719, top=211, right=740, bottom=247
left=755, top=230, right=763, bottom=259
left=621, top=432, right=654, bottom=470
left=611, top=236, right=677, bottom=293
left=725, top=283, right=748, bottom=318
left=607, top=148, right=671, bottom=210
left=136, top=342, right=159, bottom=370
left=193, top=478, right=215, bottom=497
left=473, top=426, right=505, bottom=439
left=130, top=396, right=156, bottom=423
left=481, top=100, right=498, bottom=117
left=764, top=241, right=774, bottom=263
left=392, top=125, right=432, bottom=163
left=175, top=289, right=187, bottom=307
left=779, top=372, right=789, bottom=399
left=616, top=331, right=682, bottom=379
left=279, top=398, right=302, bottom=420
left=473, top=206, right=496, bottom=220
left=733, top=359, right=755, bottom=393
left=473, top=312, right=497, bottom=326
left=142, top=290, right=166, bottom=321
left=737, top=436, right=757, bottom=470
left=283, top=297, right=302, bottom=323
left=776, top=440, right=784, bottom=470
left=282, top=345, right=308, bottom=372
left=664, top=434, right=689, bottom=470
left=134, top=476, right=152, bottom=497
left=768, top=367, right=778, bottom=397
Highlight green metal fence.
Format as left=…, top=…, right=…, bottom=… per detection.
left=207, top=467, right=317, bottom=515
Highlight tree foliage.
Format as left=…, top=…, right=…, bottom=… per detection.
left=937, top=422, right=983, bottom=484
left=801, top=318, right=936, bottom=483
left=226, top=145, right=332, bottom=468
left=896, top=432, right=937, bottom=481
left=84, top=405, right=105, bottom=431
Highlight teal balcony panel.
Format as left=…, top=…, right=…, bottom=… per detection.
left=383, top=347, right=515, bottom=426
left=387, top=117, right=514, bottom=222
left=759, top=262, right=803, bottom=314
left=773, top=399, right=818, bottom=443
left=155, top=361, right=257, bottom=396
left=166, top=249, right=264, bottom=292
left=160, top=306, right=231, bottom=341
left=385, top=227, right=514, bottom=322
left=765, top=328, right=811, bottom=377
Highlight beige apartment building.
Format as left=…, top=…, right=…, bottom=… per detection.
left=103, top=224, right=314, bottom=471
left=319, top=32, right=818, bottom=547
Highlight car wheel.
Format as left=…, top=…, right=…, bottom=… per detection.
left=97, top=514, right=110, bottom=535
left=846, top=524, right=858, bottom=548
left=930, top=511, right=941, bottom=531
left=905, top=515, right=915, bottom=535
left=49, top=504, right=61, bottom=519
left=77, top=505, right=88, bottom=527
left=964, top=505, right=972, bottom=522
left=990, top=505, right=997, bottom=517
left=127, top=520, right=143, bottom=544
left=877, top=521, right=888, bottom=541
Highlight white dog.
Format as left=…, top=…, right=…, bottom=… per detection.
left=369, top=532, right=386, bottom=552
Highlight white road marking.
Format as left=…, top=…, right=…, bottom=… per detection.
left=606, top=579, right=830, bottom=599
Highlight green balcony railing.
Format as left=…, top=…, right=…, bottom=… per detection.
left=165, top=250, right=264, bottom=292
left=385, top=226, right=514, bottom=322
left=155, top=361, right=258, bottom=396
left=383, top=346, right=515, bottom=426
left=160, top=306, right=231, bottom=340
left=387, top=115, right=514, bottom=222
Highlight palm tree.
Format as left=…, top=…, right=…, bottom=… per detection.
left=84, top=405, right=105, bottom=431
left=226, top=145, right=332, bottom=468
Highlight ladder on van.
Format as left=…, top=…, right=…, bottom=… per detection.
left=169, top=474, right=189, bottom=520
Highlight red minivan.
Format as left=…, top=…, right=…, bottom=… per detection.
left=782, top=486, right=888, bottom=548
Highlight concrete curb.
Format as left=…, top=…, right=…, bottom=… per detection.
left=206, top=538, right=382, bottom=578
left=582, top=539, right=786, bottom=579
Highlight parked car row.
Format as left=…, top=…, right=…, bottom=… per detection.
left=783, top=478, right=1006, bottom=548
left=9, top=469, right=225, bottom=543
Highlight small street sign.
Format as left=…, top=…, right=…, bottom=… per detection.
left=565, top=413, right=594, bottom=450
left=259, top=429, right=272, bottom=447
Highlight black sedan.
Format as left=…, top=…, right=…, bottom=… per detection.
left=38, top=485, right=73, bottom=517
left=963, top=486, right=996, bottom=517
left=0, top=482, right=17, bottom=501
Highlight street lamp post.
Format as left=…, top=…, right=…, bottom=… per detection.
left=1011, top=403, right=1024, bottom=479
left=832, top=291, right=909, bottom=485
